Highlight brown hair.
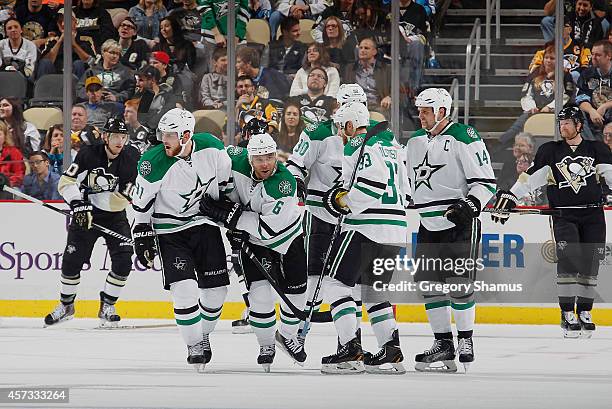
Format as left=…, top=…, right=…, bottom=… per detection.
left=236, top=47, right=260, bottom=69
left=0, top=97, right=26, bottom=152
left=593, top=39, right=612, bottom=55
left=303, top=42, right=332, bottom=70
left=278, top=100, right=304, bottom=151
left=0, top=120, right=8, bottom=147
left=124, top=98, right=141, bottom=111
left=322, top=16, right=346, bottom=48
left=533, top=44, right=555, bottom=90
left=43, top=124, right=64, bottom=152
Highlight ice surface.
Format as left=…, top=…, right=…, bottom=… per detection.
left=0, top=319, right=611, bottom=409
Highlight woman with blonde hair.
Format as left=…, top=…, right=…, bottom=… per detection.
left=128, top=0, right=168, bottom=42
left=290, top=43, right=340, bottom=97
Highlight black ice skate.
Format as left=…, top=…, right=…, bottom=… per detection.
left=561, top=311, right=581, bottom=338
left=275, top=331, right=307, bottom=366
left=187, top=341, right=206, bottom=373
left=98, top=298, right=121, bottom=328
left=258, top=344, right=276, bottom=373
left=203, top=333, right=212, bottom=364
left=578, top=311, right=596, bottom=338
left=415, top=338, right=457, bottom=373
left=337, top=328, right=362, bottom=353
left=364, top=329, right=405, bottom=374
left=457, top=337, right=474, bottom=373
left=232, top=308, right=253, bottom=334
left=321, top=337, right=365, bottom=374
left=44, top=303, right=75, bottom=327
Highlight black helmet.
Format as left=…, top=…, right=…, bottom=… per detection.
left=103, top=116, right=129, bottom=134
left=557, top=106, right=583, bottom=124
left=241, top=114, right=268, bottom=140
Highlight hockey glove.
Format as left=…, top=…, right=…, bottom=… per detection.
left=491, top=190, right=518, bottom=225
left=199, top=195, right=243, bottom=230
left=226, top=229, right=250, bottom=251
left=133, top=223, right=158, bottom=268
left=323, top=186, right=350, bottom=218
left=295, top=177, right=307, bottom=203
left=445, top=195, right=481, bottom=227
left=70, top=199, right=93, bottom=230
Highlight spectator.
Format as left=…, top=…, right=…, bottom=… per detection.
left=577, top=40, right=612, bottom=140
left=42, top=124, right=76, bottom=174
left=198, top=46, right=227, bottom=109
left=75, top=0, right=117, bottom=51
left=200, top=0, right=248, bottom=47
left=317, top=15, right=355, bottom=67
left=236, top=46, right=291, bottom=100
left=124, top=98, right=153, bottom=154
left=497, top=132, right=536, bottom=191
left=343, top=36, right=391, bottom=116
left=134, top=64, right=179, bottom=121
left=269, top=0, right=328, bottom=41
left=290, top=42, right=340, bottom=97
left=290, top=66, right=336, bottom=123
left=248, top=0, right=271, bottom=20
left=82, top=76, right=119, bottom=128
left=0, top=18, right=37, bottom=79
left=263, top=16, right=307, bottom=77
left=0, top=119, right=25, bottom=190
left=128, top=0, right=168, bottom=43
left=153, top=15, right=195, bottom=69
left=71, top=104, right=103, bottom=148
left=313, top=0, right=360, bottom=49
left=0, top=97, right=39, bottom=157
left=117, top=16, right=150, bottom=71
left=78, top=39, right=136, bottom=103
left=37, top=8, right=94, bottom=79
left=604, top=121, right=612, bottom=150
left=500, top=44, right=572, bottom=146
left=542, top=0, right=608, bottom=43
left=14, top=0, right=58, bottom=48
left=235, top=74, right=279, bottom=132
left=20, top=150, right=61, bottom=200
left=168, top=0, right=202, bottom=42
left=396, top=0, right=427, bottom=94
left=277, top=99, right=304, bottom=154
left=568, top=0, right=605, bottom=49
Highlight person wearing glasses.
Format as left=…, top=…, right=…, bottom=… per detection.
left=19, top=151, right=61, bottom=200
left=290, top=67, right=336, bottom=123
left=117, top=16, right=150, bottom=71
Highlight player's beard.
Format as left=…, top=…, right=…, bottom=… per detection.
left=164, top=143, right=181, bottom=157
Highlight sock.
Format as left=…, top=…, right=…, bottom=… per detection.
left=171, top=280, right=203, bottom=348
left=101, top=271, right=128, bottom=305
left=559, top=296, right=576, bottom=312
left=425, top=299, right=452, bottom=339
left=352, top=283, right=363, bottom=331
left=248, top=280, right=276, bottom=346
left=299, top=276, right=323, bottom=334
left=557, top=273, right=577, bottom=311
left=576, top=296, right=594, bottom=313
left=60, top=273, right=80, bottom=305
left=199, top=286, right=227, bottom=335
left=279, top=292, right=306, bottom=339
left=451, top=300, right=475, bottom=339
left=325, top=277, right=357, bottom=346
left=365, top=301, right=397, bottom=348
left=576, top=273, right=597, bottom=304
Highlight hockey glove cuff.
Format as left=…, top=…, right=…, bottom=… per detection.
left=70, top=199, right=93, bottom=230
left=200, top=195, right=243, bottom=230
left=445, top=195, right=481, bottom=227
left=323, top=186, right=350, bottom=218
left=133, top=223, right=158, bottom=268
left=491, top=190, right=518, bottom=225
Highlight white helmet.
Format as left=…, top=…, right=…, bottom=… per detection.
left=415, top=88, right=452, bottom=119
left=247, top=132, right=277, bottom=158
left=158, top=108, right=195, bottom=156
left=333, top=101, right=370, bottom=132
left=336, top=83, right=367, bottom=106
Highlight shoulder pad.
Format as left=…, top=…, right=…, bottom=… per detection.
left=138, top=144, right=177, bottom=182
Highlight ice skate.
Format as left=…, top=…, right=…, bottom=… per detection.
left=257, top=344, right=276, bottom=373
left=275, top=331, right=307, bottom=366
left=364, top=329, right=405, bottom=374
left=578, top=311, right=596, bottom=339
left=321, top=337, right=365, bottom=374
left=415, top=338, right=457, bottom=373
left=561, top=311, right=581, bottom=338
left=457, top=337, right=474, bottom=373
left=98, top=299, right=121, bottom=328
left=232, top=308, right=253, bottom=334
left=203, top=333, right=212, bottom=364
left=44, top=303, right=75, bottom=327
left=187, top=341, right=206, bottom=373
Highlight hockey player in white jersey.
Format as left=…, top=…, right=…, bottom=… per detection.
left=131, top=108, right=232, bottom=372
left=199, top=133, right=308, bottom=372
left=405, top=88, right=496, bottom=372
left=320, top=102, right=409, bottom=374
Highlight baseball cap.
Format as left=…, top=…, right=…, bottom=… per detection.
left=138, top=65, right=161, bottom=82
left=151, top=51, right=170, bottom=65
left=85, top=76, right=103, bottom=90
left=57, top=7, right=76, bottom=19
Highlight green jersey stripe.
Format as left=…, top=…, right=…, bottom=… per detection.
left=344, top=218, right=407, bottom=227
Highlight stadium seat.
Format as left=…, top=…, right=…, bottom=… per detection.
left=523, top=113, right=555, bottom=137
left=369, top=111, right=386, bottom=122
left=193, top=109, right=226, bottom=137
left=276, top=19, right=315, bottom=44
left=23, top=107, right=63, bottom=131
left=30, top=74, right=75, bottom=108
left=246, top=19, right=271, bottom=46
left=0, top=72, right=28, bottom=99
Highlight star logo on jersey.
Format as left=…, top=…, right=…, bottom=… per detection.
left=179, top=175, right=215, bottom=213
left=331, top=166, right=342, bottom=185
left=555, top=155, right=595, bottom=194
left=413, top=152, right=445, bottom=191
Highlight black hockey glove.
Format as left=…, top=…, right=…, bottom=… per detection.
left=295, top=177, right=306, bottom=203
left=323, top=186, right=350, bottom=218
left=70, top=199, right=93, bottom=230
left=0, top=172, right=8, bottom=191
left=199, top=195, right=243, bottom=230
left=445, top=195, right=481, bottom=227
left=133, top=223, right=158, bottom=268
left=491, top=190, right=518, bottom=225
left=226, top=229, right=250, bottom=251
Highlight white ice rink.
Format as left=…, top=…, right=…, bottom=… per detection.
left=0, top=318, right=611, bottom=409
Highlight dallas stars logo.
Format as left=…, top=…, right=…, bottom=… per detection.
left=180, top=175, right=215, bottom=213
left=331, top=166, right=342, bottom=185
left=413, top=152, right=445, bottom=191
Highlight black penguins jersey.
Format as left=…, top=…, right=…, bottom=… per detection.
left=58, top=144, right=140, bottom=212
left=511, top=139, right=612, bottom=207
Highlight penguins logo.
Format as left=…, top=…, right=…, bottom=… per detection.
left=555, top=155, right=595, bottom=194
left=87, top=168, right=119, bottom=193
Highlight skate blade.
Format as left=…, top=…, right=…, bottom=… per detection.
left=321, top=361, right=365, bottom=374
left=462, top=362, right=471, bottom=373
left=563, top=329, right=580, bottom=338
left=415, top=360, right=458, bottom=373
left=98, top=319, right=119, bottom=329
left=580, top=330, right=594, bottom=339
left=43, top=315, right=74, bottom=328
left=365, top=362, right=406, bottom=375
left=261, top=364, right=271, bottom=373
left=232, top=326, right=254, bottom=334
left=275, top=340, right=306, bottom=366
left=190, top=363, right=206, bottom=373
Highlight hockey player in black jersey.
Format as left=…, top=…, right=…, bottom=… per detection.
left=493, top=106, right=612, bottom=338
left=44, top=117, right=140, bottom=328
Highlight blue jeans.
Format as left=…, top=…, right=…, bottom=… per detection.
left=541, top=16, right=555, bottom=43
left=269, top=10, right=284, bottom=41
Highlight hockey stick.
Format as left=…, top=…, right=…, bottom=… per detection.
left=300, top=120, right=390, bottom=340
left=482, top=207, right=561, bottom=216
left=1, top=185, right=134, bottom=245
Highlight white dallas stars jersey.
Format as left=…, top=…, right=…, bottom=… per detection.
left=405, top=122, right=496, bottom=231
left=132, top=133, right=232, bottom=234
left=342, top=129, right=409, bottom=245
left=225, top=146, right=302, bottom=254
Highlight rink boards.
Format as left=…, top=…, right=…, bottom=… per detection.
left=1, top=201, right=611, bottom=325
